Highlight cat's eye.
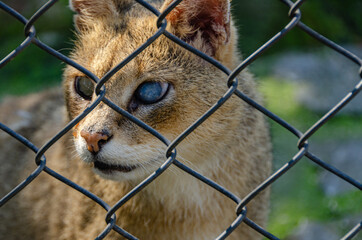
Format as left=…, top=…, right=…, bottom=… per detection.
left=135, top=82, right=169, bottom=104
left=75, top=76, right=95, bottom=100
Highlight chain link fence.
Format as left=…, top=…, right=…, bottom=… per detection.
left=0, top=0, right=361, bottom=239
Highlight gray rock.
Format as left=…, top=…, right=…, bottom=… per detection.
left=272, top=45, right=362, bottom=113
left=286, top=221, right=339, bottom=240
left=310, top=140, right=362, bottom=196
left=286, top=217, right=362, bottom=240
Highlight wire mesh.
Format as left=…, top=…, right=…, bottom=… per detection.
left=0, top=0, right=361, bottom=239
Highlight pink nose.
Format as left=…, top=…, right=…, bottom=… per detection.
left=80, top=130, right=111, bottom=154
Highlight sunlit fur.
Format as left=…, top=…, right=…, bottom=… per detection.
left=0, top=0, right=272, bottom=239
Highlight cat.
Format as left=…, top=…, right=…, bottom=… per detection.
left=0, top=0, right=272, bottom=239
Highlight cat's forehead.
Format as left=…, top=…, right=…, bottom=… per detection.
left=74, top=19, right=190, bottom=82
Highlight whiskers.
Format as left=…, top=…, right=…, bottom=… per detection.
left=175, top=154, right=200, bottom=173
left=148, top=149, right=201, bottom=178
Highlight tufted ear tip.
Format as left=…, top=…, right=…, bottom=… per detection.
left=69, top=0, right=119, bottom=32
left=68, top=0, right=77, bottom=13
left=162, top=0, right=231, bottom=57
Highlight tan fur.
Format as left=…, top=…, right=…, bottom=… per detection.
left=0, top=0, right=272, bottom=239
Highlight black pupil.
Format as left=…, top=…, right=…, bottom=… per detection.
left=77, top=77, right=94, bottom=99
left=136, top=82, right=164, bottom=104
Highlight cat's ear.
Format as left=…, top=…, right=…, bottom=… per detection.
left=69, top=0, right=119, bottom=32
left=161, top=0, right=231, bottom=57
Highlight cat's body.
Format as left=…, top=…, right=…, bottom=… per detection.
left=0, top=0, right=272, bottom=239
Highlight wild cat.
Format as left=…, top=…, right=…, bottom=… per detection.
left=0, top=0, right=272, bottom=239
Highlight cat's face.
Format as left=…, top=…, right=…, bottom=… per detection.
left=63, top=0, right=239, bottom=181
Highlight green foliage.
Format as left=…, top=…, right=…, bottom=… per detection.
left=259, top=77, right=362, bottom=237
left=0, top=0, right=73, bottom=97
left=0, top=41, right=64, bottom=96
left=258, top=77, right=362, bottom=138
left=232, top=0, right=362, bottom=56
left=0, top=0, right=73, bottom=35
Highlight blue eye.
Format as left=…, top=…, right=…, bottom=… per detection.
left=135, top=82, right=169, bottom=104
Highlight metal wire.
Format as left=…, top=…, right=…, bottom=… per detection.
left=0, top=0, right=361, bottom=239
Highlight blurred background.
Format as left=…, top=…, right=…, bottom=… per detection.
left=0, top=0, right=361, bottom=239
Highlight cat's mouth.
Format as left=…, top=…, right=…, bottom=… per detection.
left=93, top=160, right=138, bottom=173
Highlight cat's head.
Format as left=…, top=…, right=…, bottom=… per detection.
left=63, top=0, right=247, bottom=181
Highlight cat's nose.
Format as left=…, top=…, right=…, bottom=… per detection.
left=80, top=130, right=112, bottom=154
